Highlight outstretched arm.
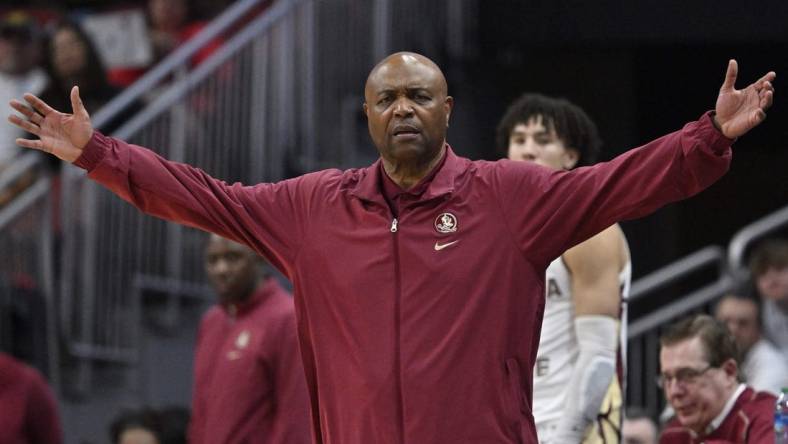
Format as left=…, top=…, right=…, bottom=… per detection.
left=496, top=61, right=775, bottom=268
left=7, top=87, right=312, bottom=276
left=713, top=59, right=775, bottom=138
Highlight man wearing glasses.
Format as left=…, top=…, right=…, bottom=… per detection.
left=658, top=315, right=776, bottom=443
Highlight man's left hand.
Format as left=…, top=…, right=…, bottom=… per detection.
left=714, top=59, right=775, bottom=139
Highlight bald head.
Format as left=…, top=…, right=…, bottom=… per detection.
left=363, top=52, right=453, bottom=176
left=365, top=52, right=448, bottom=96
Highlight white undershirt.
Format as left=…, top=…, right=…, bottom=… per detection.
left=706, top=383, right=747, bottom=434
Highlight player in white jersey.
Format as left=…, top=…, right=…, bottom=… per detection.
left=497, top=93, right=631, bottom=443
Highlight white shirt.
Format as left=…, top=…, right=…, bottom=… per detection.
left=707, top=383, right=747, bottom=434
left=762, top=299, right=788, bottom=357
left=0, top=69, right=48, bottom=165
left=742, top=338, right=788, bottom=396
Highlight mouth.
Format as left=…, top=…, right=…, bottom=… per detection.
left=674, top=404, right=696, bottom=417
left=391, top=124, right=421, bottom=139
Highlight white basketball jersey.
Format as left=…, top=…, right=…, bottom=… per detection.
left=532, top=256, right=631, bottom=425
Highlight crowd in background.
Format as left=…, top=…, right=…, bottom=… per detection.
left=0, top=0, right=237, bottom=207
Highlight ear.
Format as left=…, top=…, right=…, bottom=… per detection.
left=363, top=102, right=369, bottom=117
left=720, top=358, right=739, bottom=382
left=562, top=148, right=580, bottom=170
left=444, top=96, right=454, bottom=127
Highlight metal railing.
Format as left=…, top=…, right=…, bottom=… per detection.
left=626, top=246, right=735, bottom=415
left=728, top=203, right=788, bottom=283
left=0, top=177, right=58, bottom=389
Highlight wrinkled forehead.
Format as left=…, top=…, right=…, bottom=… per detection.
left=365, top=54, right=446, bottom=96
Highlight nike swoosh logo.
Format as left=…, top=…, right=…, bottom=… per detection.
left=434, top=240, right=459, bottom=251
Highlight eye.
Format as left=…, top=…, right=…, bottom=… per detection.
left=377, top=96, right=392, bottom=106
left=535, top=136, right=552, bottom=145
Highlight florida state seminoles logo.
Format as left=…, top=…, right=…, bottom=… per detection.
left=434, top=213, right=458, bottom=233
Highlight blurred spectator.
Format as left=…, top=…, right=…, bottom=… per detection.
left=110, top=407, right=163, bottom=444
left=0, top=10, right=48, bottom=167
left=715, top=292, right=788, bottom=395
left=108, top=0, right=222, bottom=88
left=0, top=10, right=49, bottom=207
left=749, top=238, right=788, bottom=357
left=622, top=407, right=658, bottom=444
left=0, top=351, right=62, bottom=444
left=39, top=20, right=118, bottom=121
left=658, top=315, right=775, bottom=443
left=190, top=234, right=311, bottom=443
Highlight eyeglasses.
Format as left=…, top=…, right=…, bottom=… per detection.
left=655, top=365, right=713, bottom=389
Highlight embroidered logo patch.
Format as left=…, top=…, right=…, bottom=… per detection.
left=434, top=213, right=458, bottom=233
left=235, top=330, right=251, bottom=349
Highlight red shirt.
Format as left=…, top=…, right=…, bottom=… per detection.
left=188, top=277, right=311, bottom=443
left=659, top=386, right=776, bottom=444
left=76, top=113, right=732, bottom=443
left=0, top=352, right=62, bottom=444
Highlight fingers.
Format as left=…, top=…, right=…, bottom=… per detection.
left=759, top=89, right=774, bottom=111
left=755, top=70, right=777, bottom=87
left=23, top=93, right=57, bottom=117
left=9, top=99, right=43, bottom=124
left=7, top=114, right=41, bottom=136
left=70, top=86, right=88, bottom=117
left=14, top=138, right=46, bottom=152
left=720, top=59, right=738, bottom=92
left=750, top=109, right=766, bottom=127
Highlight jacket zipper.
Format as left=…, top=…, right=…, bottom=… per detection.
left=391, top=215, right=404, bottom=442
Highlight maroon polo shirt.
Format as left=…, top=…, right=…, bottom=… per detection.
left=189, top=277, right=311, bottom=443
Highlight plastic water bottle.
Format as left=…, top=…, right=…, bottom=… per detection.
left=777, top=388, right=788, bottom=444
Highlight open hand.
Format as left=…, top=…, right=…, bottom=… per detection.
left=7, top=86, right=93, bottom=163
left=714, top=59, right=775, bottom=139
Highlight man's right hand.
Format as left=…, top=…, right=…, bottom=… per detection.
left=7, top=86, right=94, bottom=163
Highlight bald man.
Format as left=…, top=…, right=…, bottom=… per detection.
left=190, top=235, right=310, bottom=443
left=7, top=52, right=775, bottom=443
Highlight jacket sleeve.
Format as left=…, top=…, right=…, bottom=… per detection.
left=74, top=132, right=315, bottom=275
left=493, top=112, right=732, bottom=269
left=269, top=309, right=312, bottom=443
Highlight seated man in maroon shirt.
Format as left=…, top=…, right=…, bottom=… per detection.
left=0, top=351, right=62, bottom=444
left=189, top=234, right=311, bottom=443
left=658, top=314, right=775, bottom=444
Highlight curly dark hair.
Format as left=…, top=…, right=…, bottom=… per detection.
left=495, top=93, right=602, bottom=167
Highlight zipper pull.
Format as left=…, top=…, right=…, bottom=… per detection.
left=390, top=218, right=398, bottom=233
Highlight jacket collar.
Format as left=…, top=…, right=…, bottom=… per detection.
left=350, top=144, right=461, bottom=205
left=223, top=276, right=282, bottom=317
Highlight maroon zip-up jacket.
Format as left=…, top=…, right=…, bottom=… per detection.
left=659, top=386, right=776, bottom=443
left=189, top=277, right=311, bottom=443
left=75, top=113, right=731, bottom=443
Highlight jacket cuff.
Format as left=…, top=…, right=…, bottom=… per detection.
left=701, top=110, right=736, bottom=155
left=73, top=131, right=110, bottom=171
